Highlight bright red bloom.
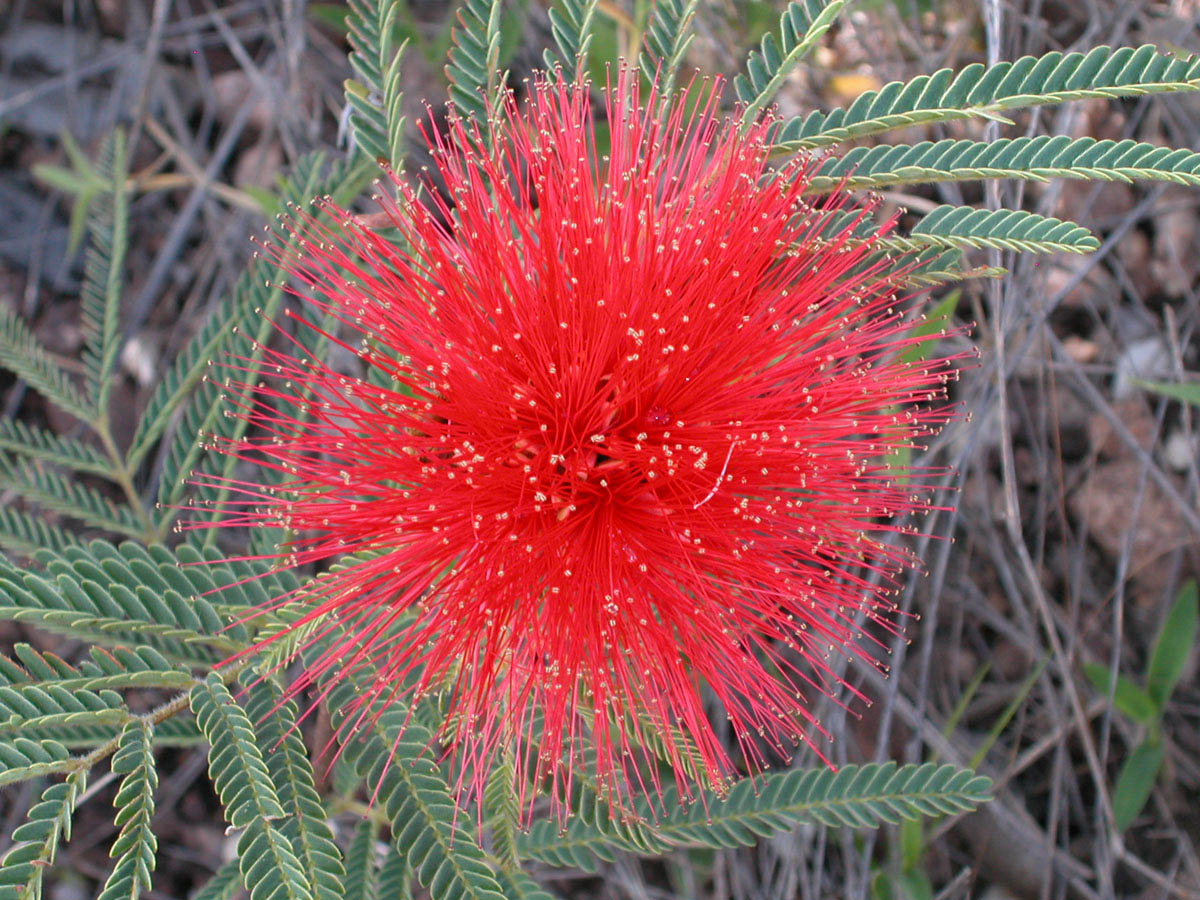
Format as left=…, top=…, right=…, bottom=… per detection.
left=208, top=72, right=957, bottom=815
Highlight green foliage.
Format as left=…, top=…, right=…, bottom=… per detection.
left=322, top=668, right=507, bottom=900
left=776, top=45, right=1200, bottom=149
left=482, top=752, right=520, bottom=871
left=641, top=0, right=699, bottom=98
left=445, top=0, right=505, bottom=127
left=807, top=136, right=1200, bottom=192
left=0, top=677, right=128, bottom=744
left=376, top=849, right=414, bottom=900
left=343, top=820, right=381, bottom=900
left=144, top=154, right=361, bottom=527
left=0, top=541, right=246, bottom=664
left=0, top=420, right=114, bottom=478
left=345, top=0, right=409, bottom=167
left=881, top=205, right=1100, bottom=255
left=0, top=509, right=79, bottom=558
left=5, top=147, right=370, bottom=560
left=0, top=773, right=85, bottom=900
left=0, top=738, right=73, bottom=787
left=1111, top=741, right=1164, bottom=833
left=0, top=453, right=144, bottom=537
left=191, top=674, right=313, bottom=900
left=0, top=305, right=92, bottom=425
left=1083, top=663, right=1158, bottom=725
left=544, top=0, right=599, bottom=75
left=1146, top=581, right=1198, bottom=707
left=4, top=131, right=128, bottom=428
left=1085, top=580, right=1197, bottom=830
left=96, top=722, right=157, bottom=900
left=32, top=131, right=113, bottom=255
left=243, top=680, right=345, bottom=900
left=80, top=130, right=129, bottom=415
left=519, top=784, right=668, bottom=872
left=655, top=762, right=991, bottom=844
left=0, top=644, right=191, bottom=694
left=127, top=153, right=353, bottom=471
left=737, top=0, right=848, bottom=123
left=164, top=158, right=369, bottom=540
left=0, top=644, right=198, bottom=748
left=493, top=870, right=563, bottom=900
left=521, top=762, right=991, bottom=871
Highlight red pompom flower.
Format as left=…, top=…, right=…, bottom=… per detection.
left=206, top=71, right=958, bottom=815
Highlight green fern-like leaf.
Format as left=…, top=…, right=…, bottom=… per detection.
left=153, top=332, right=250, bottom=514
left=243, top=680, right=344, bottom=900
left=522, top=763, right=990, bottom=869
left=0, top=681, right=129, bottom=742
left=517, top=785, right=667, bottom=872
left=854, top=247, right=1003, bottom=289
left=806, top=135, right=1200, bottom=192
left=0, top=711, right=132, bottom=746
left=777, top=44, right=1200, bottom=149
left=0, top=773, right=85, bottom=900
left=160, top=158, right=369, bottom=540
left=96, top=721, right=158, bottom=900
left=0, top=645, right=193, bottom=745
left=375, top=848, right=413, bottom=900
left=641, top=0, right=700, bottom=98
left=482, top=751, right=519, bottom=871
left=345, top=0, right=409, bottom=167
left=0, top=646, right=73, bottom=684
left=169, top=540, right=302, bottom=609
left=0, top=305, right=92, bottom=424
left=191, top=675, right=313, bottom=900
left=0, top=420, right=114, bottom=478
left=737, top=0, right=848, bottom=124
left=0, top=540, right=254, bottom=666
left=884, top=205, right=1099, bottom=254
left=126, top=153, right=355, bottom=479
left=543, top=0, right=599, bottom=76
left=320, top=673, right=507, bottom=900
left=653, top=763, right=992, bottom=847
left=445, top=0, right=505, bottom=127
left=797, top=215, right=1007, bottom=287
left=80, top=130, right=129, bottom=415
left=249, top=602, right=323, bottom=676
left=492, top=870, right=562, bottom=900
left=0, top=508, right=79, bottom=558
left=343, top=819, right=380, bottom=900
left=0, top=645, right=193, bottom=694
left=0, top=452, right=142, bottom=538
left=0, top=738, right=72, bottom=787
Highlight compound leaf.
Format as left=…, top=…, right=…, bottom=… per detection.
left=345, top=0, right=409, bottom=167
left=0, top=773, right=85, bottom=900
left=191, top=675, right=312, bottom=900
left=80, top=130, right=129, bottom=415
left=445, top=0, right=504, bottom=127
left=738, top=1, right=848, bottom=123
left=544, top=0, right=599, bottom=76
left=778, top=45, right=1200, bottom=149
left=96, top=721, right=158, bottom=900
left=0, top=305, right=91, bottom=424
left=641, top=0, right=700, bottom=98
left=884, top=205, right=1099, bottom=255
left=244, top=680, right=344, bottom=900
left=805, top=136, right=1200, bottom=193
